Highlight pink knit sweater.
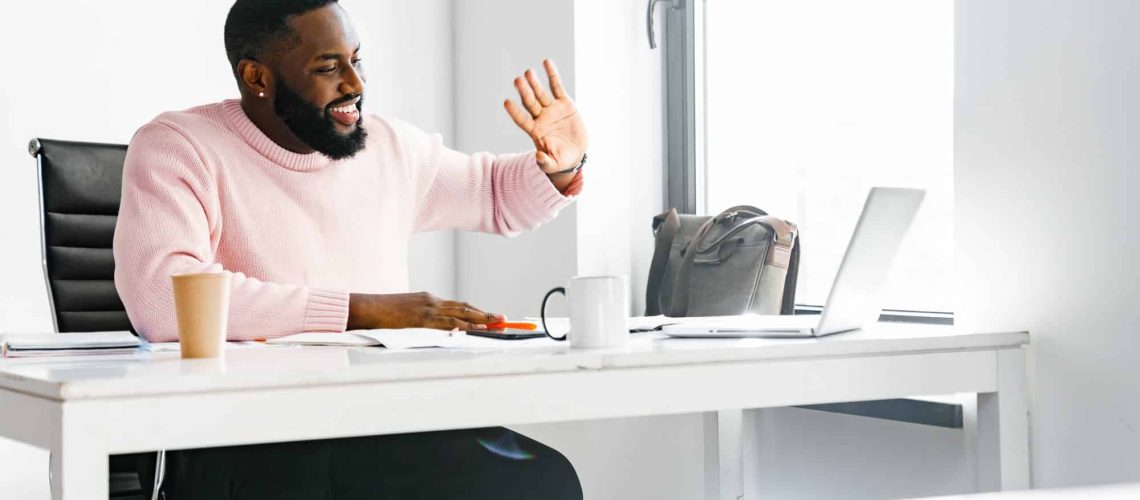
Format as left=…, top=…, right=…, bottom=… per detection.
left=114, top=100, right=575, bottom=342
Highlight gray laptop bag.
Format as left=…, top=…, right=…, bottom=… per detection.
left=646, top=206, right=800, bottom=317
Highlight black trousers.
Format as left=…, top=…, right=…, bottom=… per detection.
left=143, top=427, right=582, bottom=500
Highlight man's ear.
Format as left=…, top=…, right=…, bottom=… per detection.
left=237, top=59, right=272, bottom=98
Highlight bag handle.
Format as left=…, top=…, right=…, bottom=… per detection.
left=717, top=205, right=768, bottom=219
left=646, top=209, right=681, bottom=316
left=781, top=235, right=801, bottom=315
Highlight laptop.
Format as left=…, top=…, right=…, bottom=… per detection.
left=660, top=186, right=925, bottom=339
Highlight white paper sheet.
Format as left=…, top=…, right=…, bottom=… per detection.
left=142, top=341, right=290, bottom=352
left=266, top=332, right=380, bottom=347
left=268, top=329, right=499, bottom=349
left=357, top=329, right=455, bottom=349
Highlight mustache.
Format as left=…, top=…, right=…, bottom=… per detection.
left=327, top=93, right=363, bottom=110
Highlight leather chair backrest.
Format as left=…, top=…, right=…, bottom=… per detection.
left=29, top=138, right=133, bottom=333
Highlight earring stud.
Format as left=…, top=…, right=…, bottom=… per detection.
left=258, top=91, right=265, bottom=98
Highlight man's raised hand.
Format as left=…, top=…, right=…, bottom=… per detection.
left=503, top=59, right=588, bottom=178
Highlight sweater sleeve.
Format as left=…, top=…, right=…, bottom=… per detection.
left=392, top=119, right=577, bottom=236
left=113, top=122, right=349, bottom=342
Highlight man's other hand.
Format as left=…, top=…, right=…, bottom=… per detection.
left=347, top=292, right=505, bottom=331
left=503, top=59, right=588, bottom=187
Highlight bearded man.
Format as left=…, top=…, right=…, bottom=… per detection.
left=113, top=0, right=587, bottom=498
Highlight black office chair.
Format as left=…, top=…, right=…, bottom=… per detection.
left=29, top=138, right=145, bottom=499
left=29, top=138, right=133, bottom=332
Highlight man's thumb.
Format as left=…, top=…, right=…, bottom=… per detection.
left=536, top=150, right=557, bottom=171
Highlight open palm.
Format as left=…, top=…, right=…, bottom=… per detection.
left=503, top=59, right=588, bottom=174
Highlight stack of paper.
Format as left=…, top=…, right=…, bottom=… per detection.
left=1, top=331, right=141, bottom=358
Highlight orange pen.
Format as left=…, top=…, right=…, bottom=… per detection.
left=483, top=321, right=538, bottom=331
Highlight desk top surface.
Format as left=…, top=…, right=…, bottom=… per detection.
left=0, top=323, right=1027, bottom=401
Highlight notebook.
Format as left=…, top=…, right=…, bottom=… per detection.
left=1, top=331, right=141, bottom=358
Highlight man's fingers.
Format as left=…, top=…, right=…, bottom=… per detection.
left=425, top=316, right=475, bottom=331
left=514, top=76, right=544, bottom=116
left=503, top=100, right=534, bottom=132
left=543, top=59, right=567, bottom=99
left=525, top=68, right=555, bottom=107
left=438, top=301, right=495, bottom=326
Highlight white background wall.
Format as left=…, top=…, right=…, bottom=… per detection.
left=955, top=0, right=1140, bottom=489
left=0, top=1, right=457, bottom=497
left=451, top=0, right=579, bottom=320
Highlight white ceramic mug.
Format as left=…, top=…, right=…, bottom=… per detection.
left=541, top=276, right=630, bottom=348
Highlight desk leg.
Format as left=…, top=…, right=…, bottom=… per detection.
left=49, top=423, right=107, bottom=500
left=976, top=347, right=1031, bottom=492
left=704, top=409, right=744, bottom=500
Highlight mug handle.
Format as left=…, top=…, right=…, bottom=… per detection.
left=541, top=287, right=569, bottom=341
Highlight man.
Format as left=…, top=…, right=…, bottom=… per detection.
left=113, top=0, right=587, bottom=498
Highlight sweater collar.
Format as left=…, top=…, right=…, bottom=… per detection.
left=221, top=99, right=335, bottom=172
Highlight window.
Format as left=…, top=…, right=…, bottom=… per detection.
left=663, top=0, right=954, bottom=313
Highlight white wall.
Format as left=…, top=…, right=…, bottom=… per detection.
left=451, top=0, right=579, bottom=320
left=956, top=0, right=1140, bottom=489
left=571, top=0, right=664, bottom=313
left=0, top=1, right=457, bottom=496
left=354, top=0, right=458, bottom=299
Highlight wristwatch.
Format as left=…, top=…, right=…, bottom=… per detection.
left=550, top=153, right=587, bottom=175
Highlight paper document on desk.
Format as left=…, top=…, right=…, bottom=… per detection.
left=268, top=329, right=514, bottom=349
left=141, top=342, right=271, bottom=352
left=267, top=332, right=380, bottom=347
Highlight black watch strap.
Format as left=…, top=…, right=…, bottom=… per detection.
left=551, top=153, right=587, bottom=175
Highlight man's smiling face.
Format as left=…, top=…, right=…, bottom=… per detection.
left=266, top=4, right=368, bottom=159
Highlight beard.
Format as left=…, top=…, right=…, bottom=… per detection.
left=273, top=81, right=368, bottom=160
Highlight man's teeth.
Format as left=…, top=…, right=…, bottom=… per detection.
left=332, top=105, right=357, bottom=114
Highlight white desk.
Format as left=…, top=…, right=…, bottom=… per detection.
left=0, top=323, right=1030, bottom=500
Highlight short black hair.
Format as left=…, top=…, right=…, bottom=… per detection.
left=223, top=0, right=339, bottom=73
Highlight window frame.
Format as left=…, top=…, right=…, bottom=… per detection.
left=659, top=0, right=953, bottom=320
left=662, top=0, right=705, bottom=216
